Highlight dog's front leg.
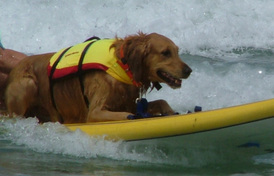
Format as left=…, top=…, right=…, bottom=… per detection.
left=147, top=99, right=175, bottom=116
left=87, top=107, right=132, bottom=122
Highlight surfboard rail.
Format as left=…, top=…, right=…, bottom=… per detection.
left=65, top=98, right=274, bottom=141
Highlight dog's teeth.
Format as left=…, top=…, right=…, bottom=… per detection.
left=175, top=79, right=182, bottom=85
left=159, top=71, right=181, bottom=86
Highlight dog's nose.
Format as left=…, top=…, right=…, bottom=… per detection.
left=183, top=65, right=192, bottom=77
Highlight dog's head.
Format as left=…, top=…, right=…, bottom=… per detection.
left=114, top=32, right=192, bottom=89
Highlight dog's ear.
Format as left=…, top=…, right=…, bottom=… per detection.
left=123, top=33, right=150, bottom=83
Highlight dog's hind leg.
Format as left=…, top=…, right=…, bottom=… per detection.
left=5, top=77, right=38, bottom=116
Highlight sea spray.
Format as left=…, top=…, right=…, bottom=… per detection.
left=1, top=0, right=274, bottom=60
left=0, top=116, right=224, bottom=167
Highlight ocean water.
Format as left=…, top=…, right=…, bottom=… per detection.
left=0, top=0, right=274, bottom=175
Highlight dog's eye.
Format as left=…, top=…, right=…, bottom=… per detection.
left=161, top=49, right=171, bottom=57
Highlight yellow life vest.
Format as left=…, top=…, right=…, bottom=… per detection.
left=47, top=39, right=133, bottom=85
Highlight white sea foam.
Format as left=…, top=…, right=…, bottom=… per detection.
left=0, top=117, right=121, bottom=158
left=253, top=152, right=274, bottom=166
left=0, top=116, right=205, bottom=166
left=1, top=0, right=274, bottom=59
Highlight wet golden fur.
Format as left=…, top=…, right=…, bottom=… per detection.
left=5, top=33, right=192, bottom=123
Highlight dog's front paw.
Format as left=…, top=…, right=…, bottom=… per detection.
left=147, top=99, right=175, bottom=116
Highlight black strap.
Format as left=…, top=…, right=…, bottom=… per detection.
left=77, top=40, right=99, bottom=107
left=49, top=46, right=72, bottom=123
left=48, top=39, right=100, bottom=122
left=153, top=82, right=162, bottom=90
left=84, top=36, right=100, bottom=42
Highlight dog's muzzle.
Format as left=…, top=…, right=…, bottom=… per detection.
left=182, top=65, right=192, bottom=78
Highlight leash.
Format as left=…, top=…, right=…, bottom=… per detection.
left=127, top=99, right=203, bottom=120
left=127, top=98, right=153, bottom=119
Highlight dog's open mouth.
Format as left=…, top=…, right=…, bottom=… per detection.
left=157, top=70, right=182, bottom=88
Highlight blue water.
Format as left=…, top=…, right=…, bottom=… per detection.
left=1, top=0, right=274, bottom=175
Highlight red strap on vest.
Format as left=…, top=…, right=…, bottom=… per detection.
left=118, top=45, right=142, bottom=87
left=120, top=44, right=125, bottom=59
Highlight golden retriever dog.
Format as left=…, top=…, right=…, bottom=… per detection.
left=5, top=32, right=192, bottom=123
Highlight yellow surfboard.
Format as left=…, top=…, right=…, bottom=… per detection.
left=65, top=99, right=274, bottom=141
